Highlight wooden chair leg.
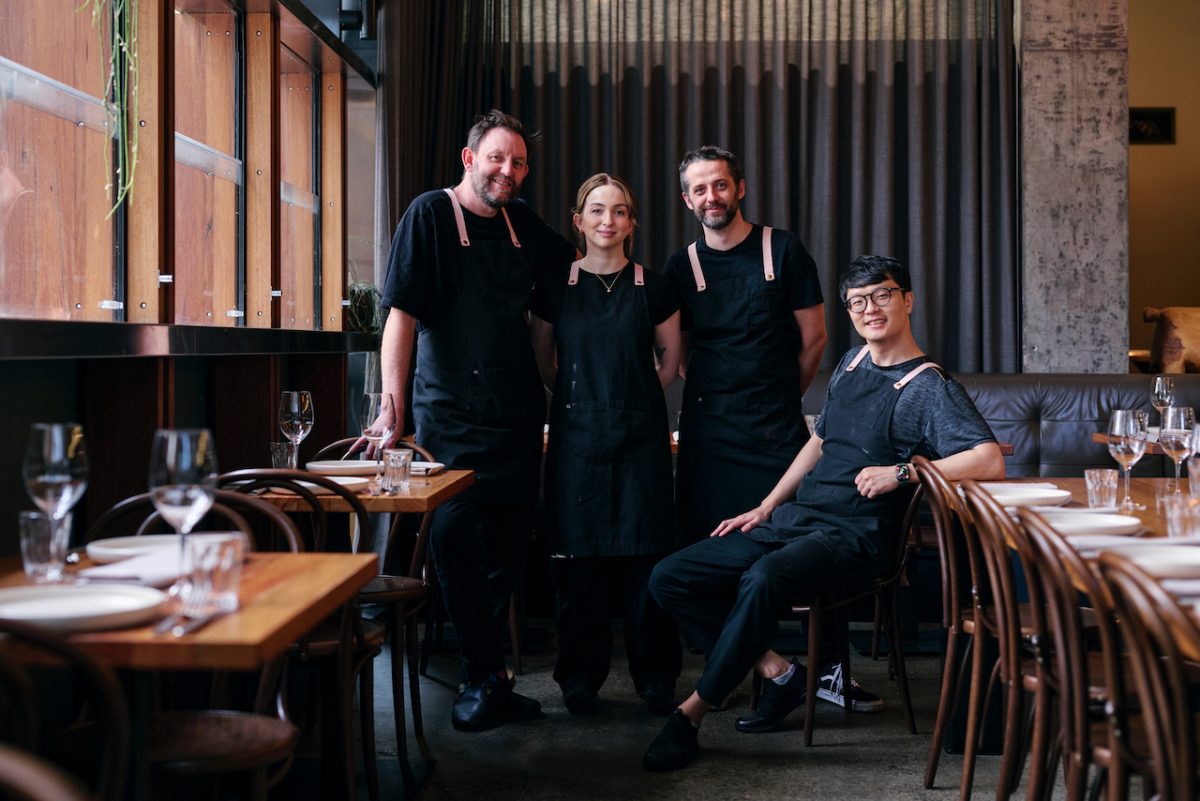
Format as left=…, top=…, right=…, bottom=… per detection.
left=959, top=629, right=993, bottom=801
left=887, top=585, right=917, bottom=734
left=995, top=676, right=1027, bottom=801
left=405, top=613, right=432, bottom=761
left=359, top=660, right=381, bottom=801
left=803, top=603, right=822, bottom=747
left=925, top=627, right=964, bottom=788
left=388, top=608, right=410, bottom=790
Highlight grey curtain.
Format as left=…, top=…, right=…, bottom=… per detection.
left=377, top=0, right=1019, bottom=372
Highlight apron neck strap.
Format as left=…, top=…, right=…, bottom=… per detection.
left=893, top=360, right=941, bottom=389
left=686, top=242, right=706, bottom=291
left=761, top=226, right=775, bottom=281
left=567, top=261, right=642, bottom=287
left=634, top=263, right=644, bottom=285
left=442, top=187, right=522, bottom=249
left=568, top=260, right=582, bottom=285
left=846, top=345, right=871, bottom=371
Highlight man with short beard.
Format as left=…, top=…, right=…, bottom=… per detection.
left=378, top=110, right=576, bottom=731
left=665, top=146, right=827, bottom=545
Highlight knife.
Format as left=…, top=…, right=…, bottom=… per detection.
left=171, top=609, right=231, bottom=638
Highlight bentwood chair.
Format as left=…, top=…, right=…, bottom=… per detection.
left=220, top=465, right=431, bottom=800
left=1019, top=509, right=1147, bottom=801
left=0, top=619, right=130, bottom=801
left=83, top=492, right=302, bottom=800
left=1099, top=551, right=1200, bottom=801
left=962, top=481, right=1058, bottom=801
left=0, top=743, right=93, bottom=801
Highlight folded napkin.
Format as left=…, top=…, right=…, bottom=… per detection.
left=78, top=549, right=183, bottom=588
left=980, top=482, right=1060, bottom=492
left=1029, top=505, right=1118, bottom=515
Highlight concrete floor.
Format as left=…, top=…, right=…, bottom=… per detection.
left=354, top=628, right=1078, bottom=801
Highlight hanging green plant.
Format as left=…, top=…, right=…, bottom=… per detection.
left=83, top=0, right=139, bottom=217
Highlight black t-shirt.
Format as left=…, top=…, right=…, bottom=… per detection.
left=662, top=225, right=823, bottom=331
left=531, top=260, right=679, bottom=325
left=816, top=348, right=998, bottom=460
left=381, top=190, right=576, bottom=325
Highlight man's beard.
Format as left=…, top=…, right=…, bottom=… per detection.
left=693, top=195, right=739, bottom=230
left=471, top=170, right=518, bottom=209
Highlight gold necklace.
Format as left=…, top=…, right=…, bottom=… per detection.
left=593, top=264, right=626, bottom=293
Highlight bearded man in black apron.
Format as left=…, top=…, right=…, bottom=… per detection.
left=379, top=111, right=576, bottom=732
left=665, top=146, right=828, bottom=546
left=642, top=256, right=1006, bottom=771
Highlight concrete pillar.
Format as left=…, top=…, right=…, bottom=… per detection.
left=1019, top=0, right=1129, bottom=373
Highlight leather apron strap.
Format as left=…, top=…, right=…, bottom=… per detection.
left=686, top=225, right=774, bottom=293
left=442, top=187, right=522, bottom=248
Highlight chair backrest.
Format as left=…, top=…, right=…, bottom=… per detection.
left=960, top=481, right=1045, bottom=685
left=311, top=435, right=437, bottom=463
left=0, top=743, right=93, bottom=801
left=1017, top=509, right=1138, bottom=781
left=84, top=491, right=302, bottom=553
left=218, top=469, right=369, bottom=554
left=0, top=620, right=129, bottom=801
left=1099, top=550, right=1200, bottom=801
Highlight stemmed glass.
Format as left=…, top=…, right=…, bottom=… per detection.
left=1107, top=410, right=1148, bottom=512
left=22, top=423, right=89, bottom=577
left=1160, top=406, right=1196, bottom=492
left=278, top=391, right=314, bottom=469
left=148, top=429, right=219, bottom=598
left=1151, top=375, right=1175, bottom=427
left=359, top=393, right=396, bottom=493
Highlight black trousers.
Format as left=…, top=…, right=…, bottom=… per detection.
left=429, top=493, right=531, bottom=684
left=551, top=554, right=682, bottom=695
left=648, top=531, right=842, bottom=705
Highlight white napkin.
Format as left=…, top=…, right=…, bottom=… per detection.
left=78, top=550, right=183, bottom=588
left=1029, top=505, right=1118, bottom=514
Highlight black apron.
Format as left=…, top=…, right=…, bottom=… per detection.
left=676, top=226, right=809, bottom=539
left=752, top=347, right=940, bottom=587
left=545, top=261, right=676, bottom=556
left=412, top=189, right=544, bottom=507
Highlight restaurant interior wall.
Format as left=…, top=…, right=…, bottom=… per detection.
left=0, top=0, right=376, bottom=554
left=1127, top=0, right=1200, bottom=353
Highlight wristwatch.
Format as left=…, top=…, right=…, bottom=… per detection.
left=895, top=463, right=912, bottom=484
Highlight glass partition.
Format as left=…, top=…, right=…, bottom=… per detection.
left=279, top=45, right=318, bottom=330
left=172, top=3, right=242, bottom=326
left=0, top=0, right=117, bottom=321
left=345, top=70, right=377, bottom=288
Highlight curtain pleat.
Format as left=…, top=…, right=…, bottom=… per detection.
left=377, top=0, right=1020, bottom=372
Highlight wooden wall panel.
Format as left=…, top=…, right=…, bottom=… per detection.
left=320, top=70, right=346, bottom=332
left=280, top=59, right=316, bottom=330
left=126, top=0, right=167, bottom=323
left=288, top=354, right=348, bottom=465
left=211, top=355, right=280, bottom=471
left=244, top=12, right=280, bottom=329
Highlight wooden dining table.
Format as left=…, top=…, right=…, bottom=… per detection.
left=0, top=551, right=377, bottom=801
left=257, top=467, right=475, bottom=514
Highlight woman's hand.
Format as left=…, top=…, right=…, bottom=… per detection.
left=710, top=505, right=773, bottom=538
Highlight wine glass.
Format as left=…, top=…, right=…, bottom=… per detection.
left=1107, top=410, right=1148, bottom=512
left=1160, top=406, right=1196, bottom=492
left=148, top=429, right=219, bottom=598
left=359, top=393, right=396, bottom=492
left=22, top=423, right=89, bottom=578
left=1151, top=375, right=1175, bottom=426
left=278, top=391, right=314, bottom=469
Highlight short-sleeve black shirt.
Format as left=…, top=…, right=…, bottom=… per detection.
left=381, top=190, right=576, bottom=326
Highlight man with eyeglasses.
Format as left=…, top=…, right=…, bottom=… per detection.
left=642, top=255, right=1005, bottom=771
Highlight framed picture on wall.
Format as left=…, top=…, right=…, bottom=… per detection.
left=1130, top=107, right=1175, bottom=145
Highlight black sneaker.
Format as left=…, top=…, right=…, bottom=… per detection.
left=563, top=684, right=600, bottom=716
left=452, top=671, right=544, bottom=731
left=734, top=658, right=807, bottom=733
left=642, top=709, right=699, bottom=771
left=816, top=663, right=884, bottom=713
left=637, top=684, right=675, bottom=716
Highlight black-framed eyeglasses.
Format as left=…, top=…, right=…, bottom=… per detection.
left=844, top=286, right=906, bottom=313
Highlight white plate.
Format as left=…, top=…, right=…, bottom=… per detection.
left=0, top=585, right=168, bottom=632
left=1041, top=512, right=1143, bottom=536
left=984, top=486, right=1073, bottom=508
left=305, top=460, right=381, bottom=476
left=410, top=461, right=445, bottom=476
left=1120, top=544, right=1200, bottom=578
left=86, top=532, right=241, bottom=565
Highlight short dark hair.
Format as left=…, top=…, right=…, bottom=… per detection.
left=466, top=109, right=538, bottom=153
left=678, top=146, right=744, bottom=193
left=838, top=256, right=911, bottom=302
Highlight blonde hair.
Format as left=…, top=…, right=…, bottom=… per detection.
left=571, top=173, right=638, bottom=257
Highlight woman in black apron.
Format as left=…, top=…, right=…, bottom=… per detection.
left=530, top=174, right=683, bottom=716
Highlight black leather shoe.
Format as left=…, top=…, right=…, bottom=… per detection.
left=452, top=673, right=544, bottom=731
left=563, top=684, right=600, bottom=716
left=638, top=684, right=675, bottom=716
left=642, top=709, right=699, bottom=771
left=734, top=659, right=807, bottom=733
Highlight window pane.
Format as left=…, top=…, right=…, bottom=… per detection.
left=279, top=46, right=317, bottom=330
left=345, top=71, right=377, bottom=287
left=0, top=1, right=117, bottom=321
left=173, top=4, right=241, bottom=326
